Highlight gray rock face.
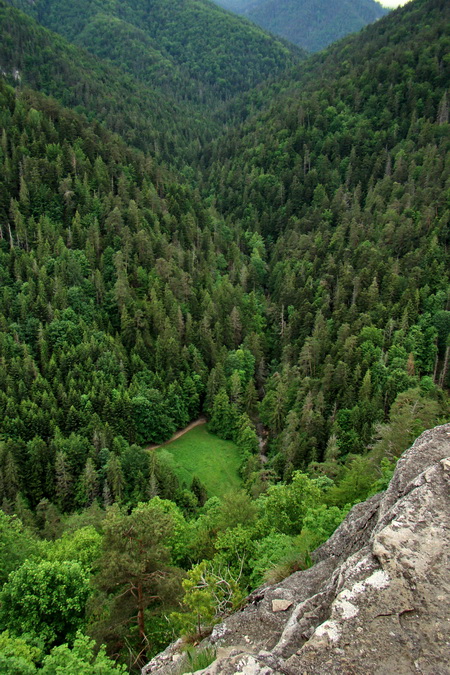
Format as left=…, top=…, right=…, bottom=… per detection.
left=143, top=424, right=450, bottom=675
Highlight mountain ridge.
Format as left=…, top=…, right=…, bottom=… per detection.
left=6, top=0, right=303, bottom=101
left=213, top=0, right=389, bottom=52
left=0, top=0, right=213, bottom=165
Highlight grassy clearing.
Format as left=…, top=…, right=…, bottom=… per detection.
left=155, top=425, right=242, bottom=498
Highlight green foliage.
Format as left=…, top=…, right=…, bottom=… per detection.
left=224, top=348, right=255, bottom=385
left=148, top=497, right=190, bottom=567
left=0, top=653, right=37, bottom=675
left=0, top=0, right=448, bottom=663
left=0, top=2, right=205, bottom=167
left=371, top=388, right=444, bottom=461
left=171, top=560, right=245, bottom=637
left=241, top=0, right=388, bottom=52
left=175, top=646, right=217, bottom=675
left=132, top=393, right=176, bottom=444
left=325, top=456, right=377, bottom=507
left=92, top=501, right=180, bottom=654
left=0, top=631, right=126, bottom=674
left=248, top=532, right=298, bottom=586
left=6, top=0, right=300, bottom=106
left=141, top=615, right=177, bottom=662
left=213, top=524, right=256, bottom=584
left=208, top=0, right=450, bottom=479
left=41, top=632, right=126, bottom=674
left=0, top=631, right=41, bottom=675
left=250, top=503, right=348, bottom=585
left=235, top=414, right=259, bottom=456
left=258, top=472, right=323, bottom=535
left=216, top=489, right=258, bottom=531
left=208, top=389, right=239, bottom=440
left=299, top=504, right=349, bottom=549
left=0, top=560, right=90, bottom=649
left=44, top=526, right=102, bottom=571
left=1, top=0, right=447, bottom=530
left=0, top=75, right=258, bottom=512
left=369, top=458, right=397, bottom=496
left=0, top=512, right=40, bottom=584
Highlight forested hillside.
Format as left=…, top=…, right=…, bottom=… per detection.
left=0, top=0, right=209, bottom=166
left=213, top=0, right=388, bottom=52
left=205, top=0, right=450, bottom=478
left=0, top=76, right=278, bottom=670
left=0, top=78, right=266, bottom=510
left=0, top=0, right=449, bottom=672
left=5, top=0, right=302, bottom=102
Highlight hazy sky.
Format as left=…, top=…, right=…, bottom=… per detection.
left=381, top=0, right=412, bottom=7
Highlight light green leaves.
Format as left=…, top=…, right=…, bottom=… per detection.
left=0, top=560, right=90, bottom=648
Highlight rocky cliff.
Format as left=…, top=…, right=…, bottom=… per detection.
left=143, top=424, right=450, bottom=675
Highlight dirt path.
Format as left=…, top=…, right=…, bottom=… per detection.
left=145, top=416, right=207, bottom=451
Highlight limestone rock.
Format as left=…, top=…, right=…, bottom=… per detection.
left=272, top=599, right=293, bottom=613
left=141, top=640, right=189, bottom=675
left=143, top=424, right=450, bottom=675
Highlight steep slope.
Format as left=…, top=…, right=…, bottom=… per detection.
left=6, top=0, right=303, bottom=103
left=0, top=0, right=449, bottom=668
left=1, top=0, right=448, bottom=512
left=144, top=422, right=450, bottom=674
left=0, top=1, right=213, bottom=165
left=0, top=74, right=267, bottom=512
left=213, top=0, right=388, bottom=52
left=203, top=0, right=450, bottom=475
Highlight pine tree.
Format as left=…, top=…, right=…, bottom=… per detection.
left=54, top=451, right=73, bottom=511
left=78, top=458, right=99, bottom=507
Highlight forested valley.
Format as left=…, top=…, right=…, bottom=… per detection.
left=0, top=0, right=449, bottom=672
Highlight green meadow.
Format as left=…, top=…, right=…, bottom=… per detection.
left=155, top=425, right=242, bottom=498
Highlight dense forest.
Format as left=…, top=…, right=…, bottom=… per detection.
left=4, top=0, right=302, bottom=104
left=0, top=0, right=449, bottom=672
left=205, top=0, right=450, bottom=475
left=0, top=0, right=302, bottom=169
left=212, top=0, right=388, bottom=52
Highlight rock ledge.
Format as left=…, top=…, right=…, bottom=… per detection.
left=143, top=424, right=450, bottom=675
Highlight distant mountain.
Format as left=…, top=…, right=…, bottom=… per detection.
left=1, top=0, right=303, bottom=168
left=214, top=0, right=389, bottom=52
left=6, top=0, right=303, bottom=101
left=214, top=0, right=255, bottom=10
